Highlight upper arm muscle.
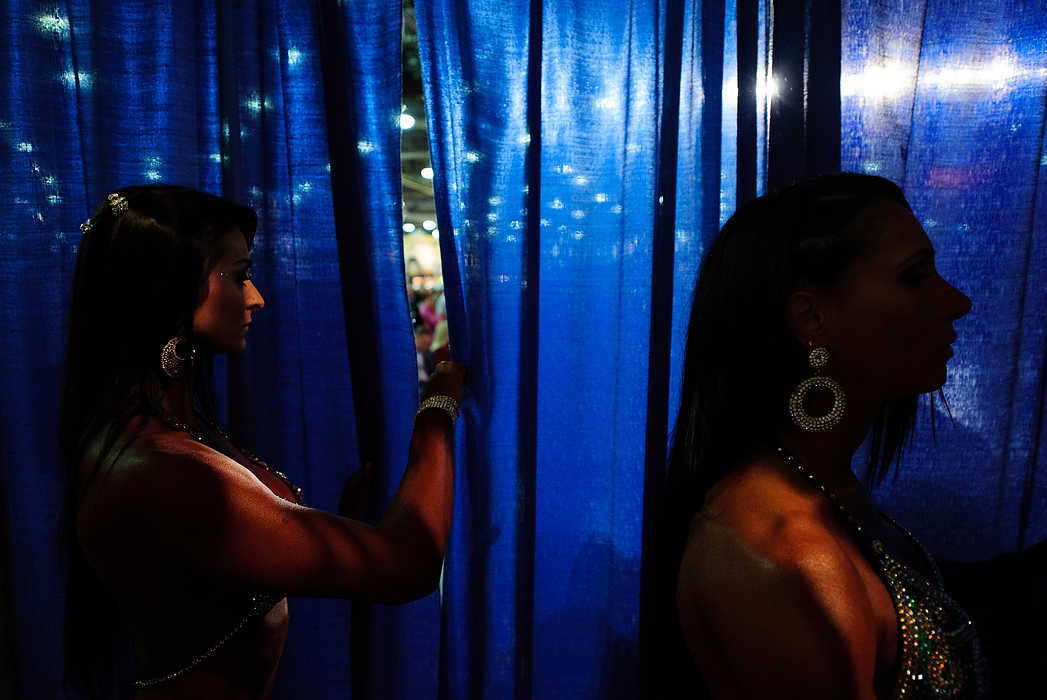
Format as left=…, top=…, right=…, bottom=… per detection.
left=676, top=518, right=879, bottom=700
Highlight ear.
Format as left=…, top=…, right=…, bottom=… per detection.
left=784, top=289, right=829, bottom=346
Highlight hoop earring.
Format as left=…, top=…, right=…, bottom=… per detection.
left=788, top=345, right=846, bottom=432
left=160, top=336, right=196, bottom=379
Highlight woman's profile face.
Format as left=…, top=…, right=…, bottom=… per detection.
left=192, top=229, right=264, bottom=354
left=818, top=200, right=972, bottom=401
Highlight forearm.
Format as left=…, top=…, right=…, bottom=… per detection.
left=377, top=409, right=455, bottom=586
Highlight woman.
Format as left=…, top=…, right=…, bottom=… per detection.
left=60, top=186, right=465, bottom=698
left=661, top=174, right=989, bottom=698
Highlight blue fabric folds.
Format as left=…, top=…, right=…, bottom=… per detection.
left=0, top=1, right=411, bottom=697
left=416, top=0, right=728, bottom=696
left=842, top=0, right=1047, bottom=558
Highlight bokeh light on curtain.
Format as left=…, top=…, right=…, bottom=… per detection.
left=3, top=0, right=1044, bottom=697
left=841, top=0, right=1047, bottom=559
left=416, top=0, right=737, bottom=696
left=0, top=1, right=413, bottom=697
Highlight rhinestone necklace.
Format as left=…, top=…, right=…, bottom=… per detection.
left=133, top=413, right=301, bottom=688
left=775, top=446, right=988, bottom=698
left=773, top=445, right=942, bottom=584
left=155, top=412, right=303, bottom=505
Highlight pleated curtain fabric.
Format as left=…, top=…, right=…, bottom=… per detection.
left=1, top=0, right=1044, bottom=698
left=841, top=0, right=1047, bottom=559
left=0, top=1, right=412, bottom=697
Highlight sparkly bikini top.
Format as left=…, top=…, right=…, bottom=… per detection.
left=134, top=416, right=305, bottom=689
left=776, top=448, right=990, bottom=699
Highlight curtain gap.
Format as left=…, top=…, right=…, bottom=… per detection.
left=515, top=0, right=543, bottom=698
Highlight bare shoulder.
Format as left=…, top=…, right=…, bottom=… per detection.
left=77, top=419, right=282, bottom=545
left=676, top=463, right=878, bottom=699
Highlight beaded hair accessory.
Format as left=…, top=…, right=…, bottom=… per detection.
left=79, top=192, right=129, bottom=234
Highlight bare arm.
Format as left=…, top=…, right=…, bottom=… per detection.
left=675, top=517, right=880, bottom=700
left=82, top=363, right=465, bottom=604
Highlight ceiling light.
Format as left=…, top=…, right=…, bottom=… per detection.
left=403, top=222, right=416, bottom=233
left=421, top=167, right=434, bottom=180
left=399, top=114, right=416, bottom=130
left=422, top=219, right=436, bottom=231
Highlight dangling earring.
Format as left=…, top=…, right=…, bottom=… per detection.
left=788, top=344, right=846, bottom=432
left=160, top=336, right=196, bottom=379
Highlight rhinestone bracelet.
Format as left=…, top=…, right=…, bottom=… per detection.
left=416, top=395, right=459, bottom=422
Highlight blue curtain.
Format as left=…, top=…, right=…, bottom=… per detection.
left=3, top=0, right=1044, bottom=697
left=0, top=1, right=413, bottom=697
left=841, top=0, right=1047, bottom=559
left=418, top=0, right=1044, bottom=697
left=416, top=0, right=729, bottom=696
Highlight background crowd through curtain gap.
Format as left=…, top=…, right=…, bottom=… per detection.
left=1, top=0, right=1044, bottom=697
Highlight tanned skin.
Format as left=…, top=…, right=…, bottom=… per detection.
left=676, top=202, right=972, bottom=699
left=76, top=230, right=466, bottom=699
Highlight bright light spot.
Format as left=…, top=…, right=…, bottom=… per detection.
left=465, top=151, right=481, bottom=163
left=420, top=167, right=434, bottom=180
left=594, top=193, right=608, bottom=203
left=36, top=14, right=69, bottom=33
left=210, top=153, right=222, bottom=163
left=399, top=113, right=416, bottom=130
left=841, top=61, right=910, bottom=99
left=510, top=220, right=522, bottom=229
left=572, top=231, right=585, bottom=239
left=658, top=195, right=664, bottom=205
left=244, top=94, right=263, bottom=114
left=923, top=219, right=938, bottom=228
left=17, top=142, right=33, bottom=153
left=518, top=132, right=531, bottom=146
left=487, top=212, right=499, bottom=222
left=422, top=219, right=436, bottom=231
left=863, top=161, right=881, bottom=173
left=926, top=58, right=1019, bottom=89
left=755, top=75, right=779, bottom=102
left=48, top=194, right=62, bottom=204
left=550, top=198, right=565, bottom=209
left=296, top=181, right=312, bottom=193
left=540, top=218, right=551, bottom=227
left=594, top=90, right=621, bottom=112
left=611, top=205, right=623, bottom=214
left=572, top=175, right=589, bottom=187
left=722, top=75, right=739, bottom=102
left=488, top=196, right=503, bottom=206
left=571, top=210, right=586, bottom=219
left=44, top=176, right=55, bottom=185
left=431, top=228, right=439, bottom=238
left=403, top=222, right=416, bottom=233
left=357, top=140, right=376, bottom=155
left=286, top=48, right=302, bottom=66
left=145, top=170, right=161, bottom=181
left=61, top=71, right=92, bottom=89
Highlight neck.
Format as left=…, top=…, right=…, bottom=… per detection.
left=160, top=375, right=195, bottom=424
left=773, top=393, right=883, bottom=500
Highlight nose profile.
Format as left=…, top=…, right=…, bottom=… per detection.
left=946, top=280, right=971, bottom=321
left=246, top=280, right=265, bottom=311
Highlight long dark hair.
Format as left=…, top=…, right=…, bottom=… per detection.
left=653, top=173, right=917, bottom=696
left=60, top=185, right=256, bottom=697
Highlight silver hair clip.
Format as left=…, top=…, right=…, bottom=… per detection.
left=106, top=192, right=128, bottom=216
left=79, top=192, right=128, bottom=234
